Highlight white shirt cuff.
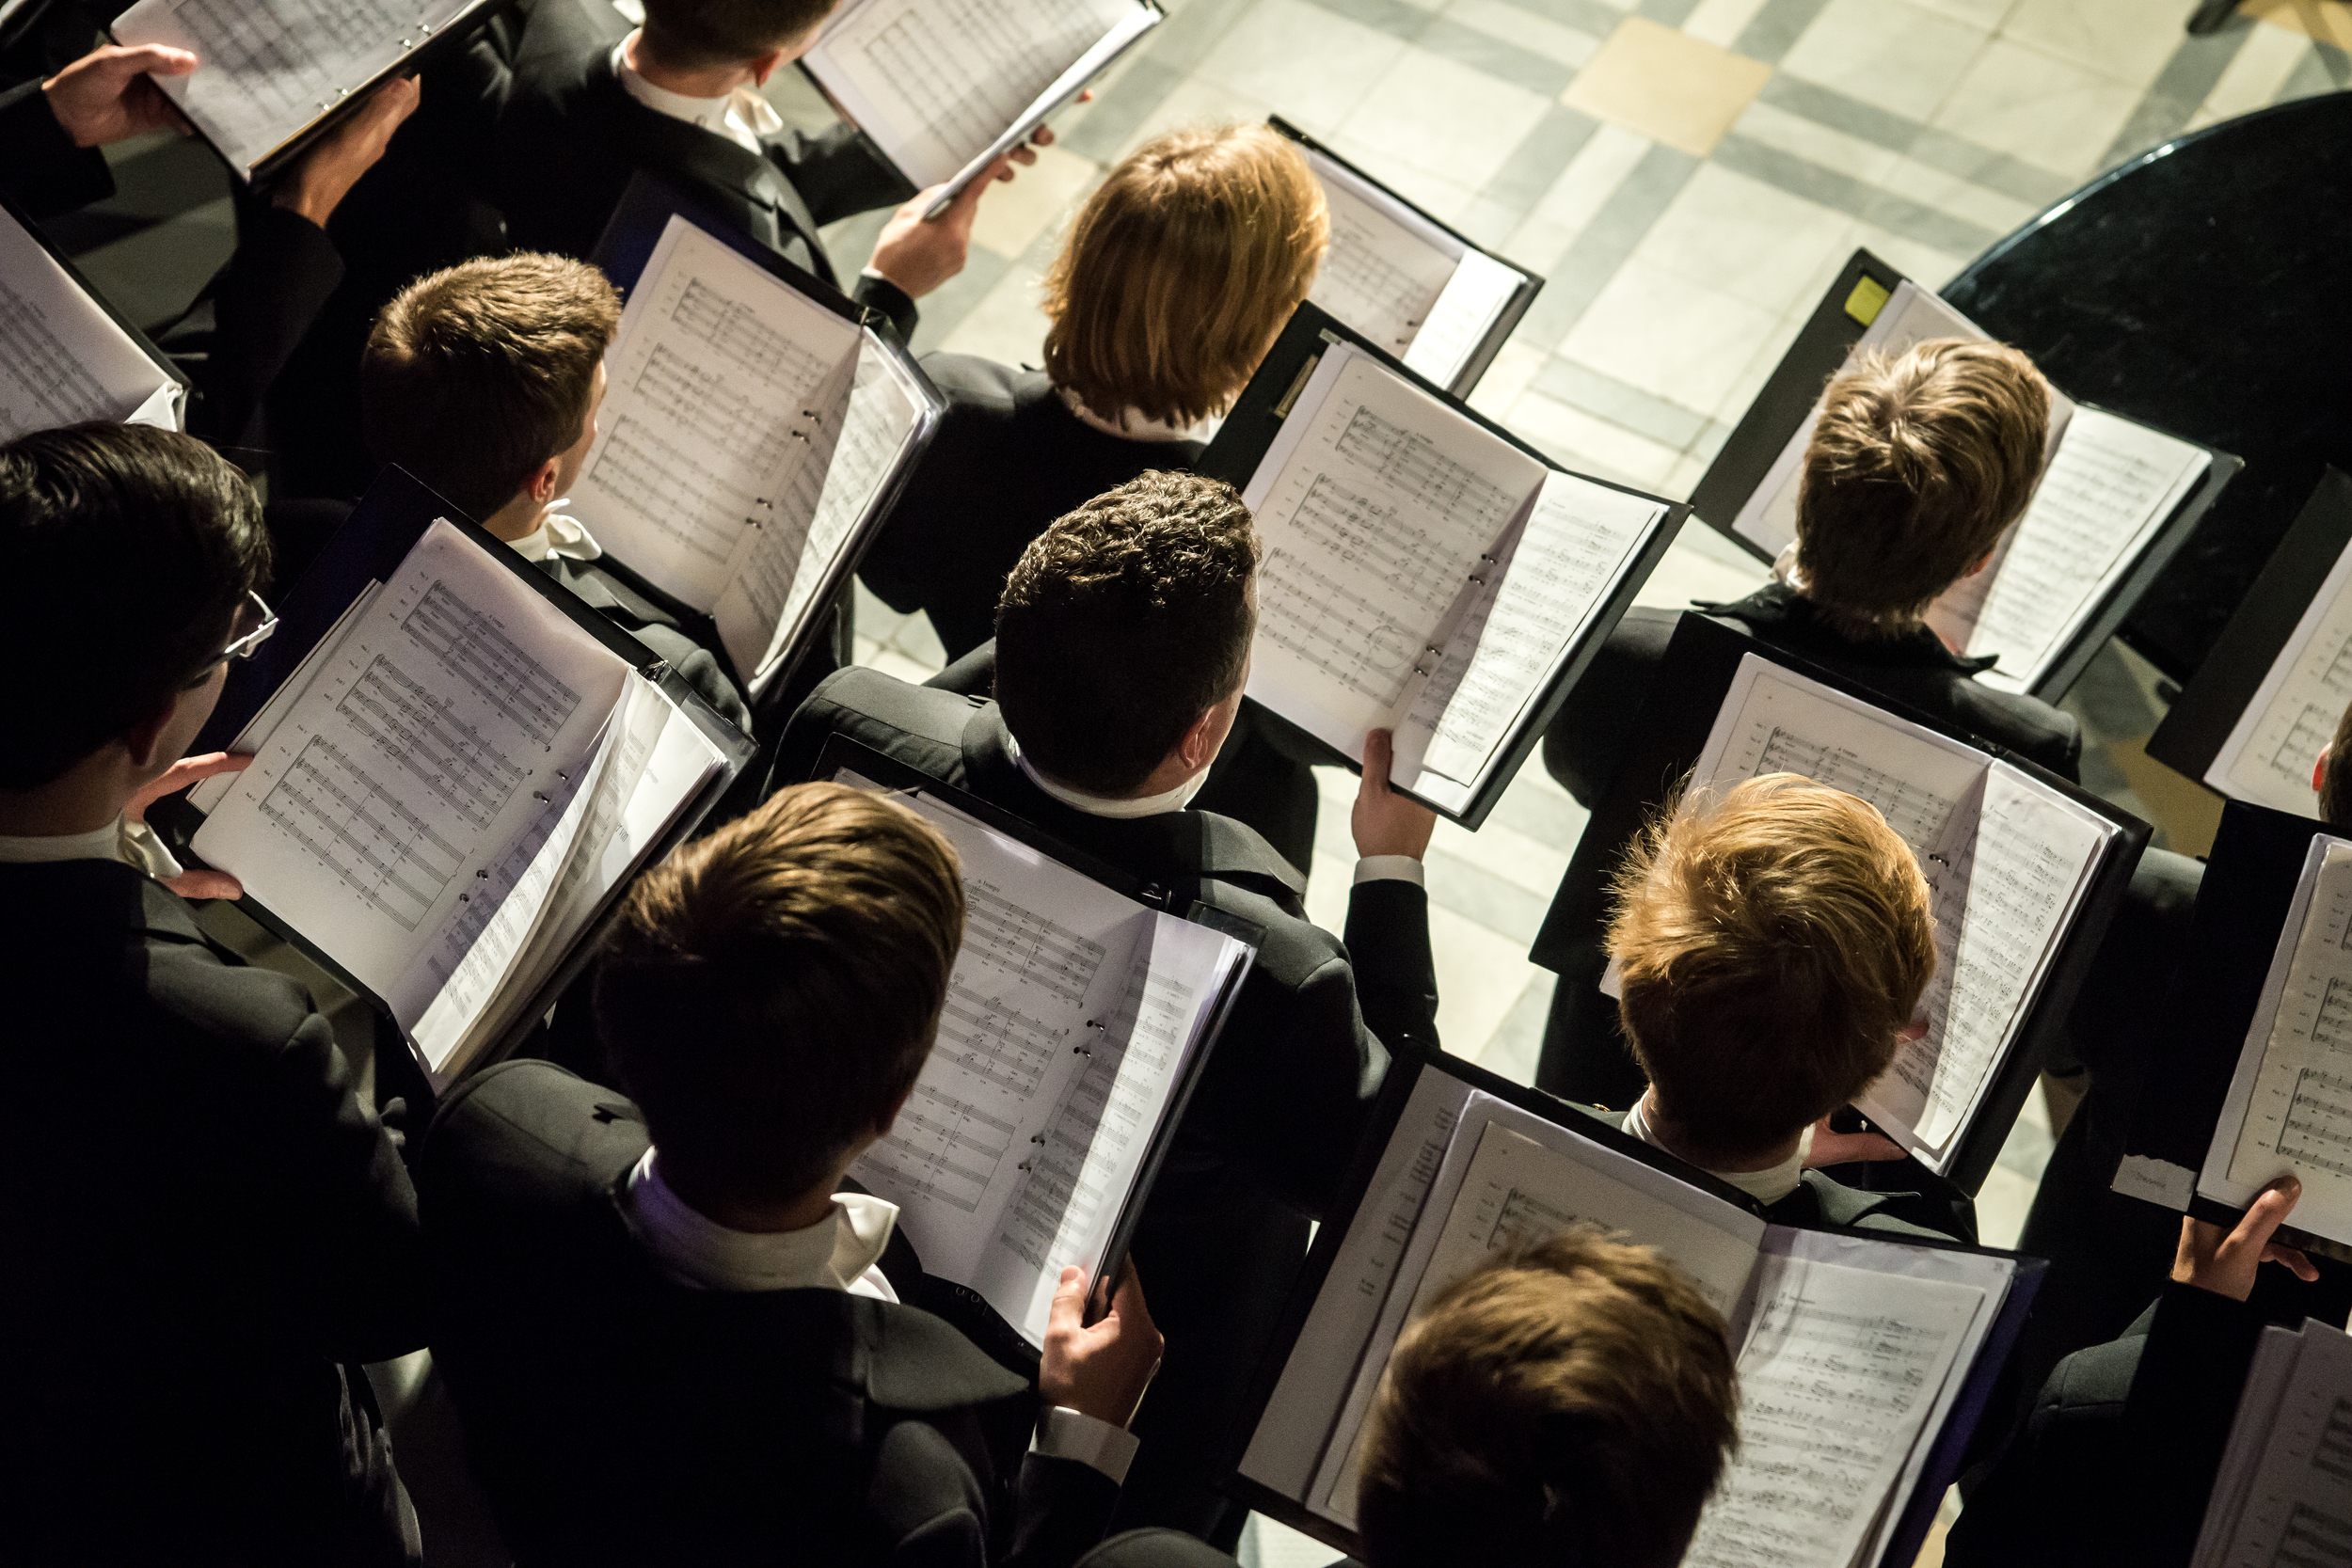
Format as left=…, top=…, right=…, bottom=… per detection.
left=1030, top=1406, right=1139, bottom=1485
left=1354, top=855, right=1425, bottom=887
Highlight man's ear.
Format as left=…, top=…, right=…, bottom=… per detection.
left=1964, top=550, right=1995, bottom=578
left=528, top=453, right=564, bottom=505
left=1175, top=704, right=1222, bottom=772
left=749, top=46, right=786, bottom=86
left=120, top=689, right=184, bottom=771
left=2316, top=752, right=2329, bottom=798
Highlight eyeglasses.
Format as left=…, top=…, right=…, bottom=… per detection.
left=183, top=591, right=278, bottom=688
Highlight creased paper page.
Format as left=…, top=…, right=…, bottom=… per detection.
left=1306, top=153, right=1462, bottom=361
left=1683, top=1259, right=1983, bottom=1568
left=1242, top=348, right=1546, bottom=754
left=2211, top=537, right=2352, bottom=819
left=2220, top=844, right=2352, bottom=1246
left=572, top=214, right=860, bottom=611
left=0, top=210, right=178, bottom=438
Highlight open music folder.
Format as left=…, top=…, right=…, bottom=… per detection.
left=111, top=0, right=497, bottom=181
left=1271, top=119, right=1540, bottom=398
left=1690, top=250, right=2236, bottom=703
left=2192, top=1316, right=2352, bottom=1568
left=1, top=193, right=183, bottom=437
left=152, top=467, right=755, bottom=1085
left=820, top=737, right=1255, bottom=1349
left=1530, top=613, right=2147, bottom=1193
left=2149, top=469, right=2352, bottom=818
left=1200, top=304, right=1679, bottom=828
left=801, top=0, right=1160, bottom=207
left=584, top=178, right=945, bottom=701
left=1228, top=1051, right=2042, bottom=1568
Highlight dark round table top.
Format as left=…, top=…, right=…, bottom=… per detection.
left=1944, top=92, right=2352, bottom=684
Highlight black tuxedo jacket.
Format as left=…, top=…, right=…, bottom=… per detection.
left=0, top=77, right=111, bottom=216
left=421, top=1058, right=1120, bottom=1568
left=857, top=357, right=1209, bottom=662
left=1947, top=1282, right=2266, bottom=1568
left=776, top=667, right=1433, bottom=1217
left=1541, top=583, right=2083, bottom=805
left=0, top=860, right=425, bottom=1564
left=492, top=0, right=917, bottom=336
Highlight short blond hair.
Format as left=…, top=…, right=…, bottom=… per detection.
left=1795, top=338, right=2051, bottom=639
left=1042, top=123, right=1327, bottom=429
left=1608, top=774, right=1936, bottom=1163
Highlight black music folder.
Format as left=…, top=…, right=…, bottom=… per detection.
left=1225, top=1048, right=2046, bottom=1568
left=1271, top=117, right=1541, bottom=399
left=584, top=174, right=946, bottom=705
left=818, top=736, right=1257, bottom=1351
left=799, top=0, right=1161, bottom=211
left=1688, top=247, right=2238, bottom=704
left=110, top=0, right=499, bottom=182
left=1528, top=612, right=2148, bottom=1194
left=2110, top=800, right=2352, bottom=1260
left=1198, top=302, right=1680, bottom=830
left=0, top=189, right=184, bottom=437
left=2149, top=468, right=2352, bottom=819
left=151, top=466, right=757, bottom=1085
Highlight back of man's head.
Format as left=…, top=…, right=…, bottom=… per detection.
left=595, top=783, right=963, bottom=1204
left=1796, top=338, right=2049, bottom=639
left=362, top=254, right=621, bottom=519
left=1, top=423, right=269, bottom=791
left=639, top=0, right=834, bottom=71
left=1356, top=1230, right=1738, bottom=1568
left=993, top=472, right=1259, bottom=797
left=1609, top=773, right=1936, bottom=1165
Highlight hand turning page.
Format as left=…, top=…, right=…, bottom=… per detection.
left=112, top=0, right=486, bottom=179
left=1238, top=341, right=1666, bottom=815
left=1689, top=656, right=2117, bottom=1169
left=836, top=782, right=1252, bottom=1347
left=2200, top=836, right=2352, bottom=1247
left=0, top=205, right=181, bottom=438
left=803, top=0, right=1157, bottom=195
left=2207, top=538, right=2352, bottom=819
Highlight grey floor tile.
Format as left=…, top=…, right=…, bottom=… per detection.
left=1302, top=0, right=1436, bottom=43
left=72, top=198, right=236, bottom=333
left=1634, top=0, right=1702, bottom=24
left=1512, top=142, right=1701, bottom=345
left=1905, top=126, right=2075, bottom=207
left=905, top=244, right=1018, bottom=355
left=2278, top=40, right=2349, bottom=101
left=1060, top=56, right=1190, bottom=163
left=1417, top=13, right=1581, bottom=95
left=1143, top=0, right=1262, bottom=72
left=1484, top=104, right=1606, bottom=212
left=1509, top=0, right=1631, bottom=38
left=1731, top=0, right=1835, bottom=67
left=1709, top=131, right=1881, bottom=220
left=1533, top=356, right=1710, bottom=448
left=1478, top=969, right=1558, bottom=1087
left=1852, top=187, right=2002, bottom=257
left=1486, top=774, right=1590, bottom=848
left=1993, top=1107, right=2055, bottom=1183
left=1754, top=72, right=1923, bottom=157
left=1423, top=845, right=1555, bottom=943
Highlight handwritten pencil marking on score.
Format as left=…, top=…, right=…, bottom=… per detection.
left=0, top=280, right=112, bottom=439
left=253, top=736, right=468, bottom=930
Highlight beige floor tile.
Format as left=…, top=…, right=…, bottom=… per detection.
left=2002, top=0, right=2200, bottom=87
left=1632, top=162, right=1855, bottom=312
left=1561, top=16, right=1773, bottom=157
left=1445, top=0, right=1606, bottom=67
left=1506, top=389, right=1688, bottom=491
left=2188, top=13, right=2313, bottom=126
left=1428, top=903, right=1549, bottom=1056
left=1336, top=46, right=1555, bottom=190
left=1724, top=98, right=1904, bottom=187
left=1556, top=261, right=1786, bottom=415
left=2242, top=0, right=2352, bottom=48
left=1778, top=0, right=1993, bottom=120
left=1195, top=0, right=1406, bottom=132
left=966, top=143, right=1101, bottom=261
left=935, top=262, right=1055, bottom=369
left=1929, top=36, right=2144, bottom=177
left=1682, top=0, right=1772, bottom=48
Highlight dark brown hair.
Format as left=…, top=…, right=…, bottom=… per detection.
left=993, top=472, right=1259, bottom=796
left=639, top=0, right=834, bottom=71
left=362, top=254, right=622, bottom=519
left=595, top=783, right=964, bottom=1203
left=1608, top=774, right=1938, bottom=1164
left=1357, top=1229, right=1739, bottom=1568
left=0, top=424, right=269, bottom=789
left=1042, top=123, right=1328, bottom=429
left=1796, top=338, right=2050, bottom=639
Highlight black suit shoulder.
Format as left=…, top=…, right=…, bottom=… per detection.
left=0, top=77, right=112, bottom=216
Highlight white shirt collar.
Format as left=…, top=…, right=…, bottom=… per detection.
left=1054, top=385, right=1205, bottom=444
left=1625, top=1093, right=1811, bottom=1207
left=0, top=816, right=183, bottom=879
left=619, top=1148, right=900, bottom=1299
left=505, top=508, right=603, bottom=563
left=1006, top=730, right=1207, bottom=819
left=612, top=31, right=783, bottom=156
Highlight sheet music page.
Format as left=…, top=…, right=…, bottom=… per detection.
left=1402, top=248, right=1524, bottom=392
left=2211, top=536, right=2352, bottom=818
left=191, top=520, right=631, bottom=1007
left=717, top=333, right=924, bottom=696
left=1727, top=281, right=2074, bottom=559
left=0, top=209, right=177, bottom=438
left=1396, top=469, right=1663, bottom=808
left=1683, top=1257, right=1984, bottom=1568
left=1927, top=408, right=2209, bottom=693
left=572, top=215, right=860, bottom=613
left=805, top=0, right=1140, bottom=188
left=2210, top=842, right=2352, bottom=1246
left=1241, top=345, right=1547, bottom=757
left=2192, top=1327, right=2302, bottom=1568
left=1304, top=150, right=1463, bottom=362
left=113, top=0, right=478, bottom=173
left=2205, top=1323, right=2352, bottom=1568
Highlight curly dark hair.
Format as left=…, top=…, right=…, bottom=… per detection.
left=993, top=471, right=1260, bottom=796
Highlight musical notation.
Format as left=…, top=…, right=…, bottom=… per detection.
left=963, top=886, right=1107, bottom=1005
left=937, top=980, right=1062, bottom=1099
left=2280, top=1069, right=2352, bottom=1179
left=0, top=281, right=111, bottom=440
left=2228, top=848, right=2352, bottom=1234
left=2277, top=1501, right=2352, bottom=1568
left=1333, top=404, right=1517, bottom=528
left=1306, top=168, right=1457, bottom=358
left=1756, top=725, right=1961, bottom=851
left=254, top=736, right=467, bottom=931
left=401, top=578, right=580, bottom=748
left=2317, top=1398, right=2352, bottom=1484
left=0, top=212, right=176, bottom=438
left=334, top=657, right=529, bottom=829
left=865, top=1080, right=1022, bottom=1214
left=1482, top=1186, right=1576, bottom=1255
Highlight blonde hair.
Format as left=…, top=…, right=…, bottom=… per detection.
left=1795, top=338, right=2051, bottom=639
left=1608, top=774, right=1936, bottom=1164
left=1042, top=123, right=1328, bottom=429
